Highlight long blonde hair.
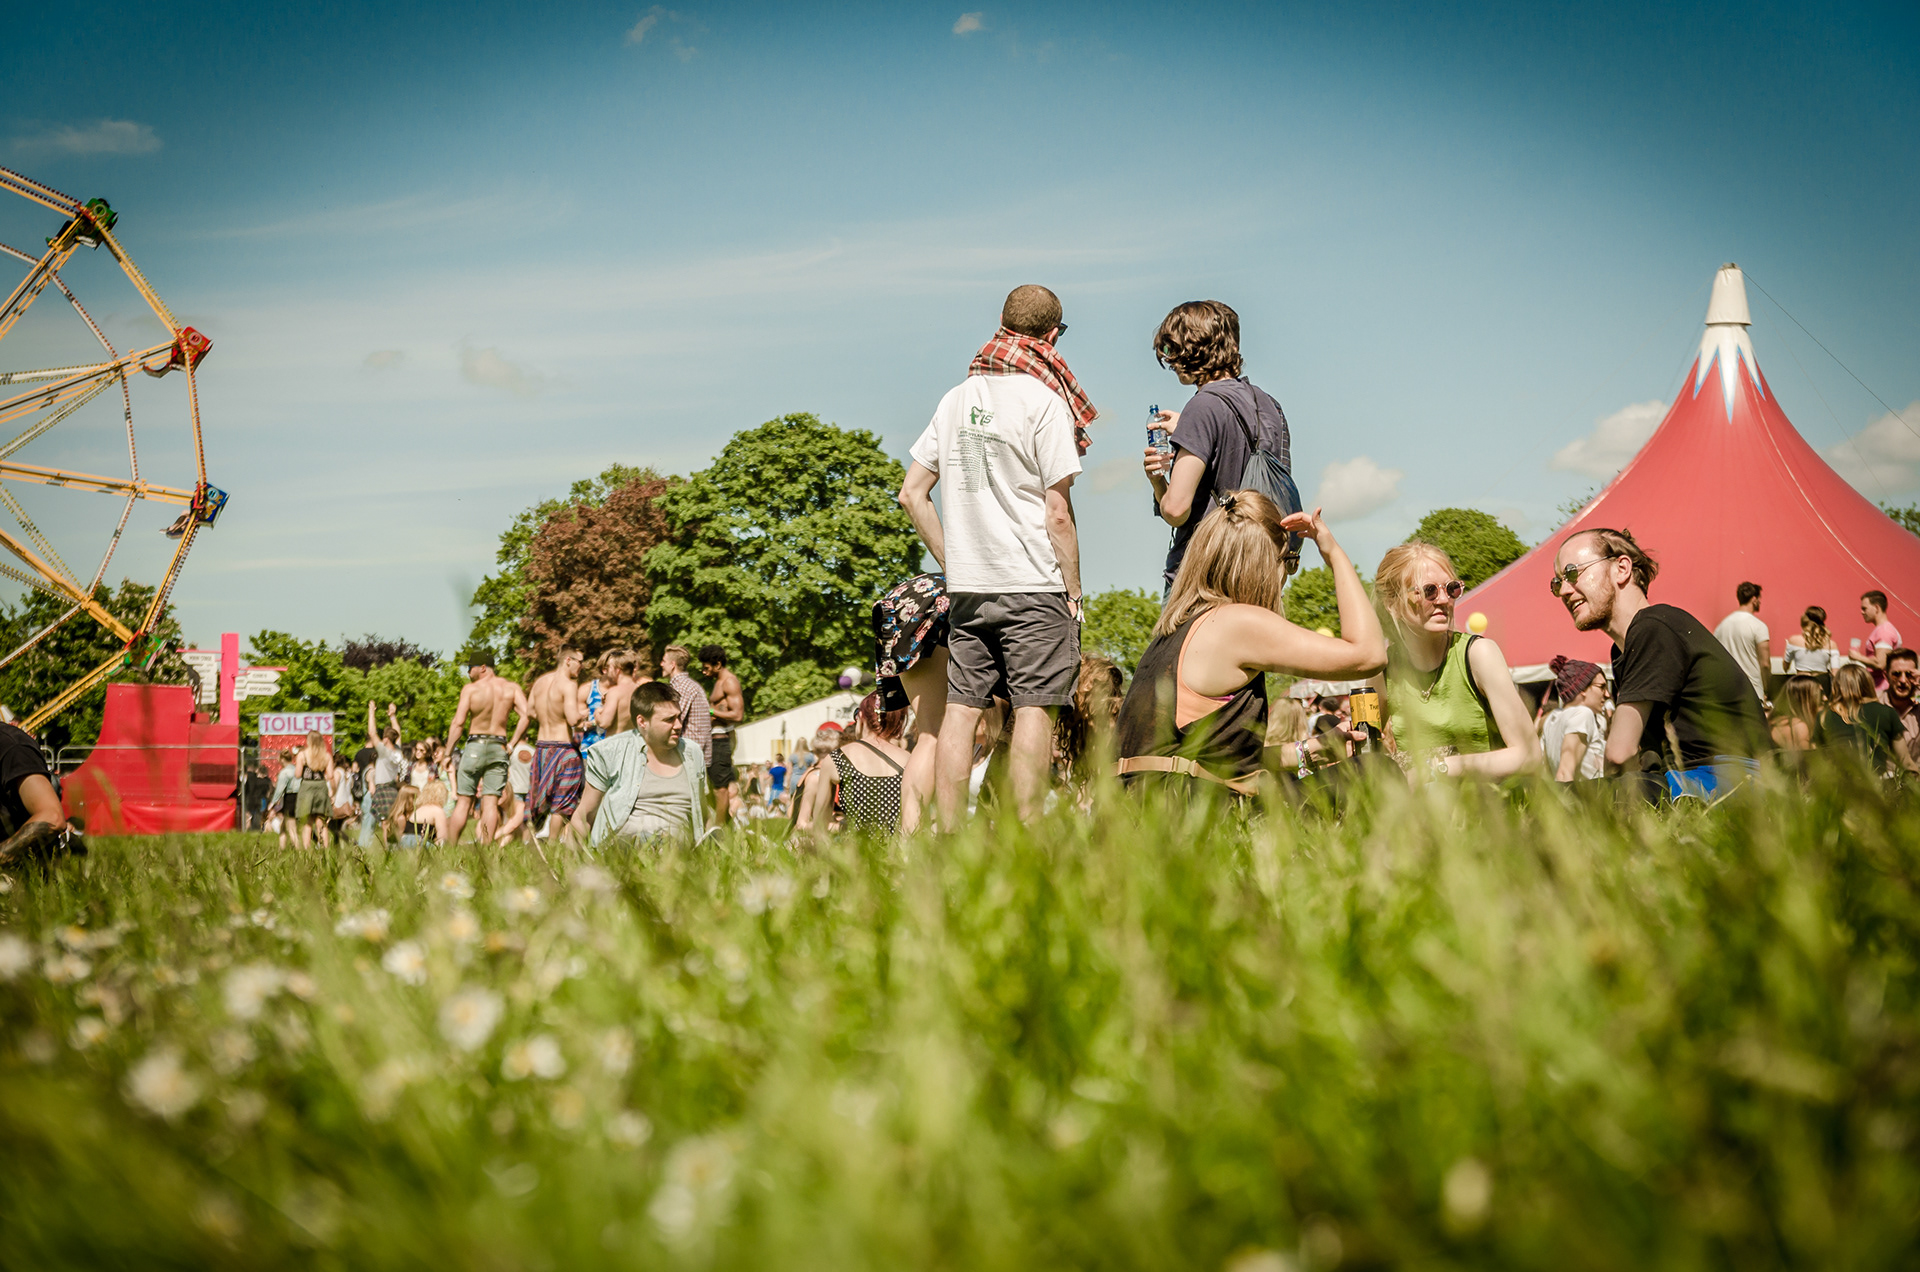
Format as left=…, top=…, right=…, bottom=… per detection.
left=1156, top=489, right=1292, bottom=637
left=1373, top=541, right=1460, bottom=638
left=302, top=731, right=329, bottom=772
left=1265, top=698, right=1309, bottom=746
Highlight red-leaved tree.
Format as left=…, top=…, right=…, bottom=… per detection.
left=521, top=471, right=676, bottom=665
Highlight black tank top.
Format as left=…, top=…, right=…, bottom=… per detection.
left=1115, top=614, right=1269, bottom=784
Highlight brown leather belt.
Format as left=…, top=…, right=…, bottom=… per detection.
left=1114, top=755, right=1268, bottom=797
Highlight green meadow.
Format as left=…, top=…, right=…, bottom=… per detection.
left=2, top=771, right=1916, bottom=1270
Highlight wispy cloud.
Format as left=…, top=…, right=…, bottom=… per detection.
left=459, top=342, right=546, bottom=397
left=1549, top=400, right=1665, bottom=478
left=953, top=12, right=984, bottom=35
left=364, top=350, right=404, bottom=369
left=1313, top=456, right=1402, bottom=522
left=626, top=7, right=701, bottom=59
left=1825, top=401, right=1920, bottom=495
left=9, top=119, right=161, bottom=157
left=200, top=186, right=572, bottom=242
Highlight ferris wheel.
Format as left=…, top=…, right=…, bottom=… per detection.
left=0, top=167, right=223, bottom=731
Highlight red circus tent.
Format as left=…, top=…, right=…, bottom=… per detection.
left=1462, top=264, right=1920, bottom=675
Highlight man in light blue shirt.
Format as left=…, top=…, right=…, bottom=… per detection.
left=568, top=681, right=709, bottom=847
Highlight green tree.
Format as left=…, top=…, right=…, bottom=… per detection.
left=644, top=414, right=920, bottom=708
left=1283, top=567, right=1341, bottom=634
left=1883, top=503, right=1920, bottom=537
left=751, top=660, right=839, bottom=717
left=1083, top=588, right=1160, bottom=677
left=1556, top=487, right=1598, bottom=527
left=1405, top=508, right=1528, bottom=588
left=242, top=631, right=467, bottom=748
left=463, top=463, right=655, bottom=676
left=0, top=581, right=189, bottom=753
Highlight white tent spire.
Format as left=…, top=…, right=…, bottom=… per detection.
left=1694, top=262, right=1762, bottom=419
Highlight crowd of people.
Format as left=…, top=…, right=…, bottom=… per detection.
left=238, top=283, right=1911, bottom=852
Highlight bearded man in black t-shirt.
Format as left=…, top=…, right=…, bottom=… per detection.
left=0, top=721, right=78, bottom=863
left=1550, top=528, right=1769, bottom=781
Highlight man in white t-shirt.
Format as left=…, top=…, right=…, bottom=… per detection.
left=1713, top=581, right=1769, bottom=704
left=899, top=284, right=1086, bottom=829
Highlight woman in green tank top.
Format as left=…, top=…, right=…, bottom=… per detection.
left=1368, top=542, right=1542, bottom=782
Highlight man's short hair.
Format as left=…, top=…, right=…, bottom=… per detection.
left=632, top=680, right=677, bottom=719
left=662, top=644, right=691, bottom=671
left=1888, top=647, right=1918, bottom=669
left=558, top=646, right=582, bottom=662
left=1570, top=527, right=1659, bottom=593
left=1863, top=589, right=1888, bottom=610
left=1154, top=300, right=1244, bottom=383
left=611, top=648, right=641, bottom=675
left=1001, top=284, right=1062, bottom=338
left=1736, top=581, right=1761, bottom=606
left=698, top=644, right=726, bottom=667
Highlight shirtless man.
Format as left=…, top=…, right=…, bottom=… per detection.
left=525, top=648, right=586, bottom=839
left=700, top=644, right=746, bottom=826
left=599, top=649, right=644, bottom=738
left=445, top=664, right=529, bottom=845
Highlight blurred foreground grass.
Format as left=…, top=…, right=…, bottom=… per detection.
left=2, top=771, right=1918, bottom=1270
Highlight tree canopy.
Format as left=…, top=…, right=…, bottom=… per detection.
left=1405, top=508, right=1528, bottom=589
left=644, top=414, right=920, bottom=707
left=463, top=463, right=660, bottom=675
left=1083, top=588, right=1160, bottom=678
left=1884, top=503, right=1920, bottom=538
left=521, top=468, right=673, bottom=667
left=243, top=631, right=468, bottom=749
left=1283, top=567, right=1341, bottom=635
left=0, top=581, right=189, bottom=753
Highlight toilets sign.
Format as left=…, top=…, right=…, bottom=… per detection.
left=258, top=713, right=335, bottom=739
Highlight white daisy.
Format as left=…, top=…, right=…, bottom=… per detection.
left=607, top=1109, right=653, bottom=1147
left=573, top=865, right=615, bottom=894
left=125, top=1047, right=203, bottom=1120
left=0, top=932, right=31, bottom=981
left=501, top=1033, right=566, bottom=1081
left=43, top=950, right=91, bottom=984
left=69, top=1015, right=109, bottom=1049
left=438, top=871, right=474, bottom=900
left=438, top=986, right=504, bottom=1052
left=444, top=909, right=481, bottom=945
left=599, top=1028, right=634, bottom=1077
left=222, top=963, right=285, bottom=1021
left=381, top=940, right=429, bottom=986
left=502, top=886, right=544, bottom=917
left=209, top=1028, right=258, bottom=1075
left=333, top=909, right=391, bottom=943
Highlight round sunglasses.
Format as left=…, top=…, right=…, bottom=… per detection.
left=1408, top=581, right=1464, bottom=603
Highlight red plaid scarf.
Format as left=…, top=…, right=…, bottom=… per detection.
left=968, top=326, right=1097, bottom=455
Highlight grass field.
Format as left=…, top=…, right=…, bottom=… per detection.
left=2, top=770, right=1917, bottom=1270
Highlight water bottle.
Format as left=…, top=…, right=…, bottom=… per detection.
left=1147, top=404, right=1171, bottom=458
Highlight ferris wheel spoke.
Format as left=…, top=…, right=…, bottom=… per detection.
left=0, top=241, right=83, bottom=346
left=0, top=560, right=74, bottom=602
left=21, top=651, right=124, bottom=734
left=0, top=482, right=80, bottom=588
left=0, top=460, right=192, bottom=504
left=0, top=525, right=130, bottom=642
left=0, top=600, right=83, bottom=672
left=86, top=497, right=135, bottom=594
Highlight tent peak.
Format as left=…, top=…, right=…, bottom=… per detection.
left=1706, top=264, right=1751, bottom=327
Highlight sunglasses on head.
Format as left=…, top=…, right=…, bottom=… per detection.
left=1410, top=581, right=1464, bottom=603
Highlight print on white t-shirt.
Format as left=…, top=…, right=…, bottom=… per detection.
left=910, top=373, right=1083, bottom=594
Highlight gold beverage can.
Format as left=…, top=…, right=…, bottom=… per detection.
left=1348, top=686, right=1382, bottom=729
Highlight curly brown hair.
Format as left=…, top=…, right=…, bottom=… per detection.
left=1153, top=300, right=1243, bottom=383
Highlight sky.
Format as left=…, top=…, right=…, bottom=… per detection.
left=3, top=0, right=1917, bottom=658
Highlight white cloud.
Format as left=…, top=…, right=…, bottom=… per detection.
left=953, top=12, right=984, bottom=35
left=364, top=350, right=403, bottom=369
left=1089, top=455, right=1137, bottom=493
left=10, top=119, right=161, bottom=157
left=626, top=7, right=664, bottom=43
left=1313, top=456, right=1402, bottom=522
left=1549, top=399, right=1665, bottom=478
left=1824, top=401, right=1920, bottom=496
left=459, top=343, right=546, bottom=397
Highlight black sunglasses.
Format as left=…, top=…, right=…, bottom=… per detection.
left=1052, top=323, right=1067, bottom=342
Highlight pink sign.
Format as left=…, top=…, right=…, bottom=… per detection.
left=259, top=712, right=335, bottom=737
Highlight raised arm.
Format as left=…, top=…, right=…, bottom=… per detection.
left=897, top=461, right=946, bottom=570
left=1043, top=477, right=1082, bottom=612
left=366, top=698, right=379, bottom=749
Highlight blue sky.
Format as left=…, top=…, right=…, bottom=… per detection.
left=3, top=0, right=1916, bottom=657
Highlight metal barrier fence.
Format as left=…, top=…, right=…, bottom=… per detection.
left=54, top=743, right=267, bottom=831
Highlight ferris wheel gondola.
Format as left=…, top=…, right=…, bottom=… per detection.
left=0, top=167, right=223, bottom=731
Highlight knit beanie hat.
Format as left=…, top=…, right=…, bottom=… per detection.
left=1549, top=654, right=1600, bottom=701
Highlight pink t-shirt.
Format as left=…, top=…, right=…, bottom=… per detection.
left=1869, top=619, right=1903, bottom=691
